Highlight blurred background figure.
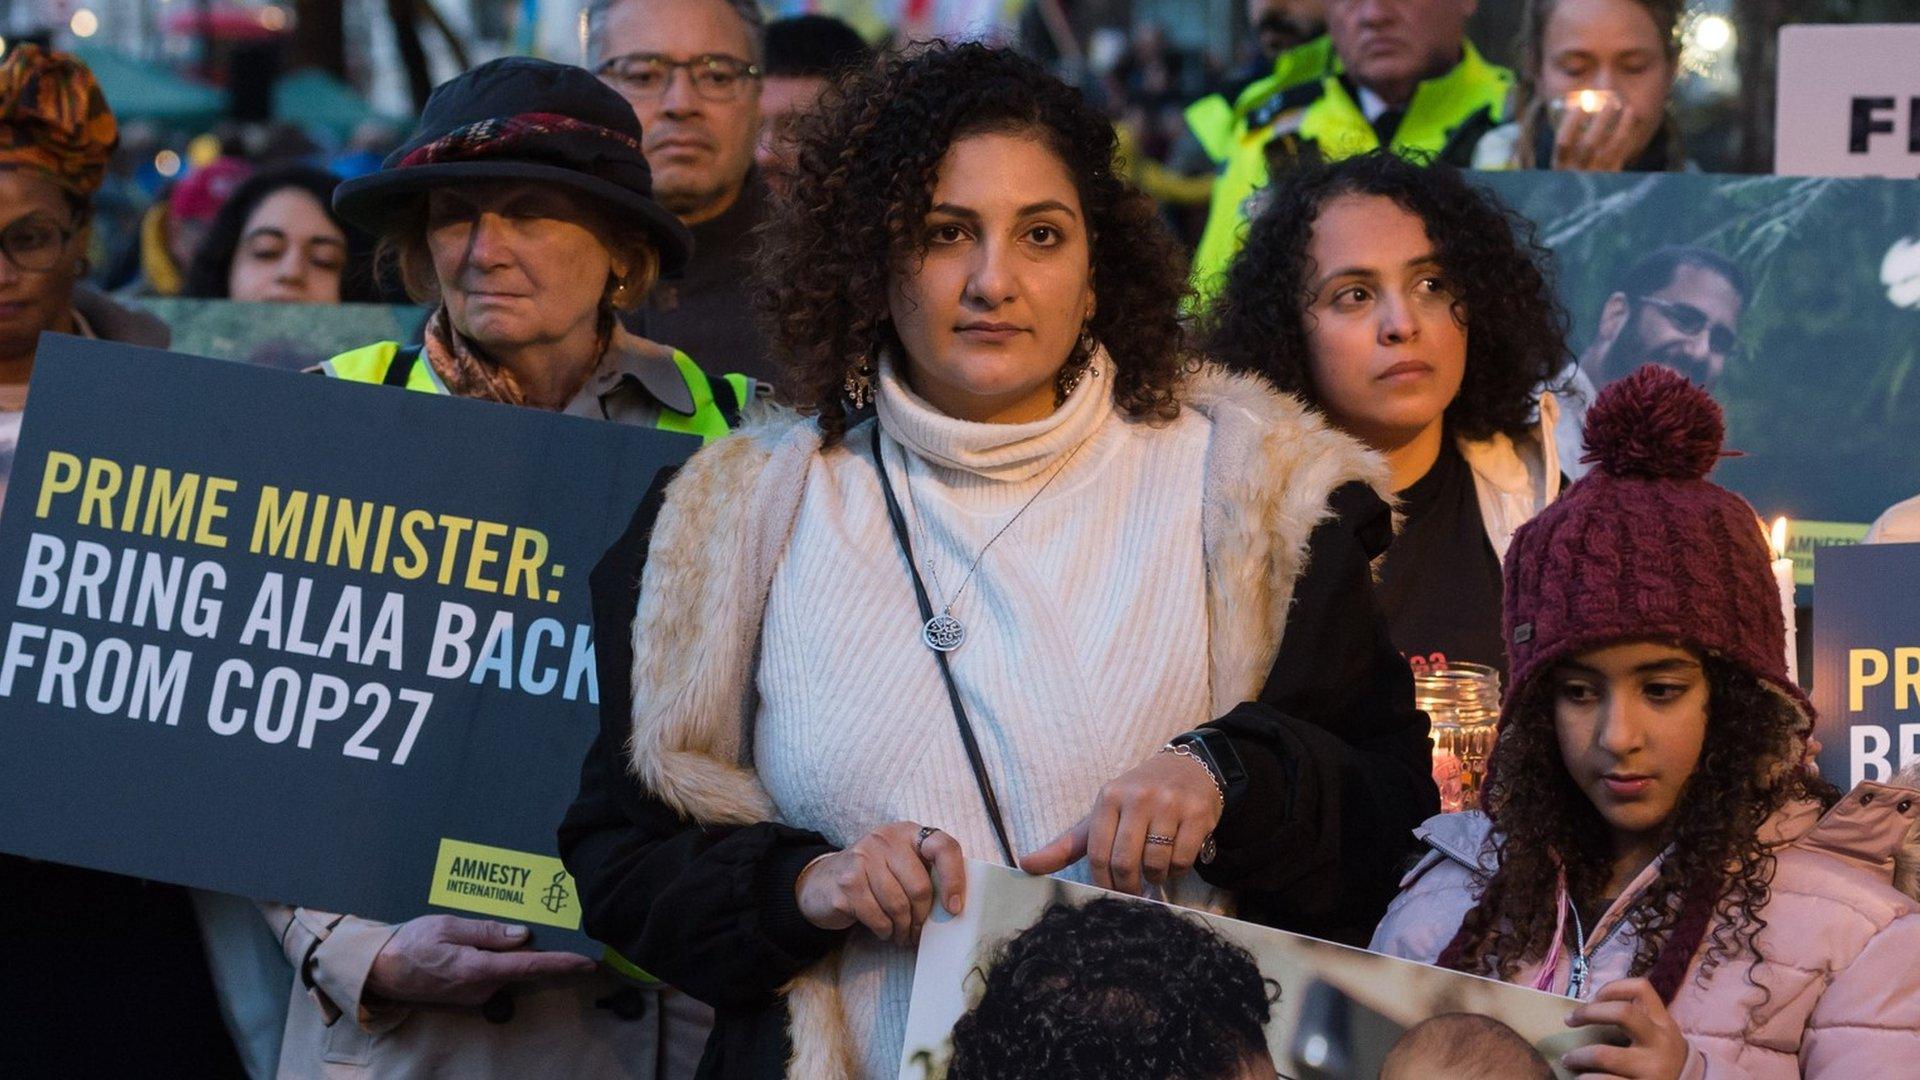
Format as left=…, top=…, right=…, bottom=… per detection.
left=1244, top=0, right=1328, bottom=77
left=1186, top=0, right=1513, bottom=306
left=1476, top=0, right=1688, bottom=171
left=128, top=154, right=252, bottom=297
left=590, top=0, right=776, bottom=382
left=184, top=164, right=378, bottom=303
left=0, top=41, right=244, bottom=1078
left=1110, top=21, right=1189, bottom=113
left=757, top=14, right=872, bottom=197
left=331, top=119, right=406, bottom=179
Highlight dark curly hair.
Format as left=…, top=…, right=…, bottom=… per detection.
left=183, top=165, right=380, bottom=302
left=1436, top=652, right=1838, bottom=1003
left=946, top=898, right=1277, bottom=1080
left=1203, top=151, right=1567, bottom=444
left=756, top=42, right=1189, bottom=445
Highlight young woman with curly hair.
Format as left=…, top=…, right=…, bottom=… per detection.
left=561, top=42, right=1438, bottom=1078
left=1371, top=366, right=1920, bottom=1080
left=1206, top=151, right=1568, bottom=675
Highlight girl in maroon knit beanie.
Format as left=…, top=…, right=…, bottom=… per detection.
left=1370, top=365, right=1920, bottom=1079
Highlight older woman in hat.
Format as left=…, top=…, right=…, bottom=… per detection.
left=265, top=56, right=748, bottom=1080
left=321, top=55, right=752, bottom=434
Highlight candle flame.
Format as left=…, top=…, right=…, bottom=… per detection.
left=1769, top=516, right=1789, bottom=560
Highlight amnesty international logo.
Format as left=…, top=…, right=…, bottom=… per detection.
left=541, top=870, right=571, bottom=915
left=427, top=838, right=581, bottom=931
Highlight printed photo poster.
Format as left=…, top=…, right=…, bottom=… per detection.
left=1811, top=542, right=1920, bottom=787
left=901, top=862, right=1613, bottom=1080
left=132, top=298, right=431, bottom=373
left=0, top=335, right=697, bottom=953
left=0, top=302, right=429, bottom=515
left=1475, top=170, right=1920, bottom=531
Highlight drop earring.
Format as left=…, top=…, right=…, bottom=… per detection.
left=1055, top=326, right=1099, bottom=401
left=845, top=362, right=874, bottom=408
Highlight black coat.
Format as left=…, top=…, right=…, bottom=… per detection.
left=559, top=470, right=1436, bottom=1079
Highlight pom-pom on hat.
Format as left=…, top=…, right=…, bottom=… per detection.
left=1501, top=364, right=1810, bottom=727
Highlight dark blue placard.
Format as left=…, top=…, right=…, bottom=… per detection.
left=0, top=334, right=697, bottom=951
left=1811, top=542, right=1920, bottom=788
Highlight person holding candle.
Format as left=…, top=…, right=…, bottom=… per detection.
left=559, top=43, right=1437, bottom=1078
left=1205, top=150, right=1567, bottom=676
left=1371, top=365, right=1920, bottom=1079
left=1473, top=0, right=1691, bottom=172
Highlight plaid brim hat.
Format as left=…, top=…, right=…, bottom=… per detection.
left=334, top=56, right=692, bottom=273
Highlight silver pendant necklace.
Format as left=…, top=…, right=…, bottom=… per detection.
left=899, top=437, right=1088, bottom=653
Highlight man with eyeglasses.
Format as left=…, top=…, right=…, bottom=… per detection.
left=1552, top=245, right=1749, bottom=479
left=589, top=0, right=775, bottom=384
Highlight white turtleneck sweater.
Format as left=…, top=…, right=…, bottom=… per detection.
left=754, top=356, right=1224, bottom=1076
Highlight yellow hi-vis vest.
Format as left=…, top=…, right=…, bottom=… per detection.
left=323, top=339, right=741, bottom=985
left=1186, top=39, right=1512, bottom=310
left=319, top=341, right=751, bottom=445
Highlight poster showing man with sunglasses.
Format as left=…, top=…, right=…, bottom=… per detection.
left=1482, top=169, right=1918, bottom=528
left=1542, top=244, right=1748, bottom=481
left=1581, top=245, right=1748, bottom=389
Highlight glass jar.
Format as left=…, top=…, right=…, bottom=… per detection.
left=1414, top=661, right=1502, bottom=813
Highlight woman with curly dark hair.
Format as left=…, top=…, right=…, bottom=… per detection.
left=1371, top=366, right=1920, bottom=1079
left=947, top=898, right=1278, bottom=1080
left=1206, top=150, right=1568, bottom=674
left=562, top=42, right=1437, bottom=1078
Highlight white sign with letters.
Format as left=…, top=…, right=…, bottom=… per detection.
left=1776, top=24, right=1920, bottom=178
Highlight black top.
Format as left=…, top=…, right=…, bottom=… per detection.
left=559, top=473, right=1437, bottom=1079
left=1375, top=437, right=1508, bottom=676
left=624, top=172, right=776, bottom=385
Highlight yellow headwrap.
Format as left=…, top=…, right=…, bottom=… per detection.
left=0, top=44, right=118, bottom=197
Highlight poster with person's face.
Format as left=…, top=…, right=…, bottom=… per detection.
left=901, top=862, right=1613, bottom=1080
left=131, top=298, right=430, bottom=372
left=1475, top=171, right=1920, bottom=529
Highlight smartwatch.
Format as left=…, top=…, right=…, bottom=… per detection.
left=1168, top=727, right=1250, bottom=807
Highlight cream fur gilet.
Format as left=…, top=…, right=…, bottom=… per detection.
left=624, top=364, right=1387, bottom=1076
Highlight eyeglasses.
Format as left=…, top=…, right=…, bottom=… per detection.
left=1634, top=295, right=1737, bottom=356
left=0, top=216, right=76, bottom=273
left=595, top=53, right=761, bottom=103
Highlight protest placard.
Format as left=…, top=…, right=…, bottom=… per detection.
left=901, top=861, right=1613, bottom=1080
left=0, top=334, right=696, bottom=952
left=1811, top=542, right=1920, bottom=788
left=1776, top=24, right=1920, bottom=179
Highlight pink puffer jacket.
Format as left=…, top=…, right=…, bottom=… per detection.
left=1369, top=780, right=1920, bottom=1079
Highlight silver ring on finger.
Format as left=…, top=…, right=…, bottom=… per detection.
left=1145, top=833, right=1177, bottom=847
left=915, top=825, right=939, bottom=858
